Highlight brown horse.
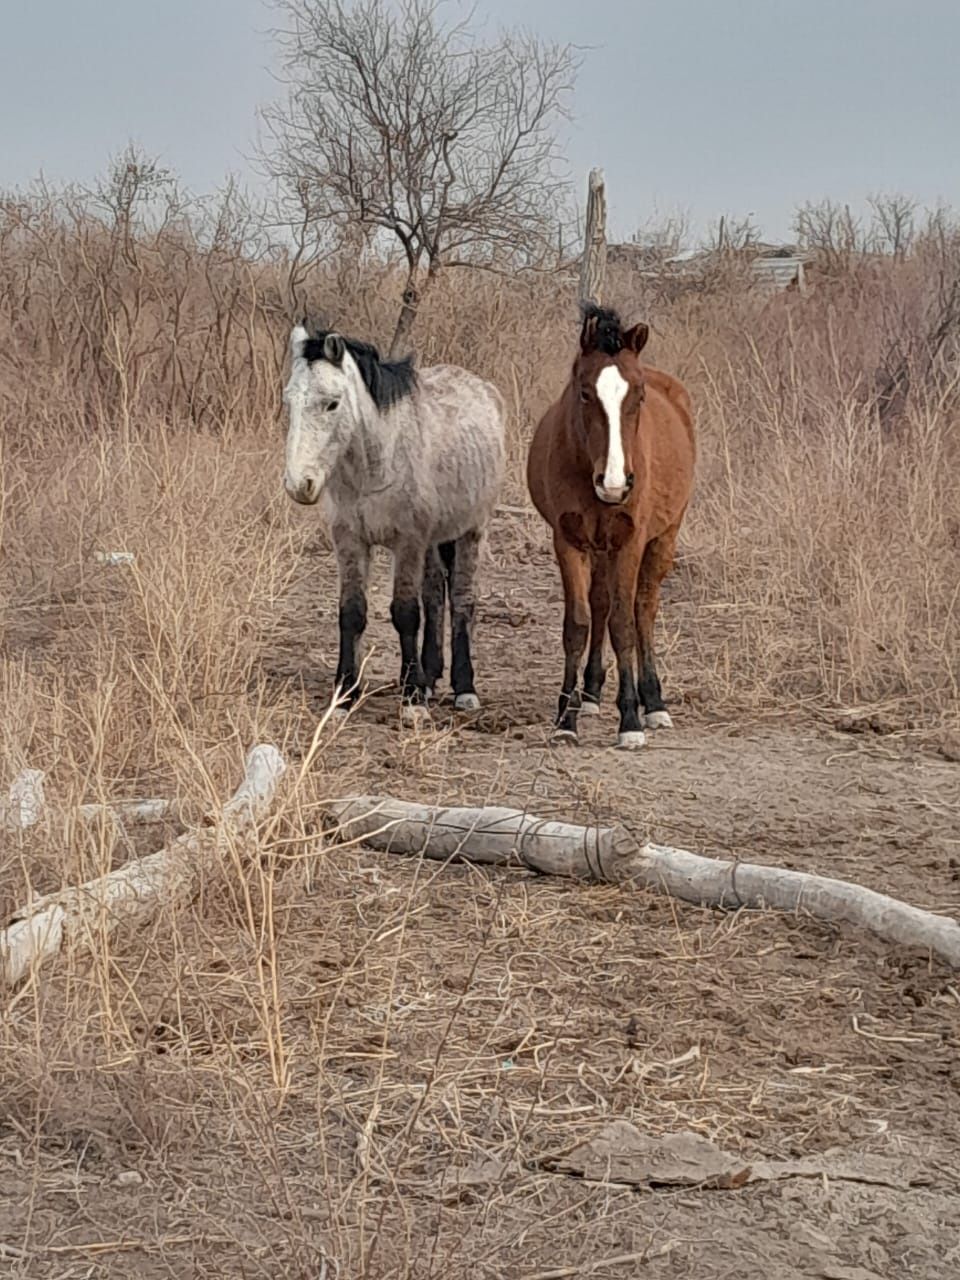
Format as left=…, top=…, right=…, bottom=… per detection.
left=527, top=304, right=695, bottom=749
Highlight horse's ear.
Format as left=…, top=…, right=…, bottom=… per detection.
left=579, top=310, right=599, bottom=353
left=323, top=333, right=346, bottom=365
left=290, top=324, right=309, bottom=359
left=623, top=323, right=649, bottom=354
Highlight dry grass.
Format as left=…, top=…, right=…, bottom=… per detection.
left=1, top=183, right=960, bottom=1276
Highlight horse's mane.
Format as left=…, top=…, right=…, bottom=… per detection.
left=580, top=302, right=625, bottom=356
left=302, top=330, right=418, bottom=412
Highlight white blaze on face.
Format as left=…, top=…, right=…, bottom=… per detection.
left=595, top=365, right=629, bottom=494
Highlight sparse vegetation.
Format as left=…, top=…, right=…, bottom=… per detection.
left=1, top=152, right=959, bottom=1275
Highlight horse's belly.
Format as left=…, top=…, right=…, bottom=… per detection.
left=429, top=513, right=478, bottom=545
left=338, top=429, right=502, bottom=549
left=351, top=497, right=478, bottom=549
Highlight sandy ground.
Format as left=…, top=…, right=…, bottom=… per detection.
left=2, top=513, right=959, bottom=1278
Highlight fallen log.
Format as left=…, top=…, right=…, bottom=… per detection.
left=78, top=798, right=178, bottom=826
left=3, top=769, right=178, bottom=833
left=1, top=768, right=46, bottom=832
left=328, top=797, right=960, bottom=969
left=544, top=1119, right=929, bottom=1191
left=1, top=745, right=285, bottom=987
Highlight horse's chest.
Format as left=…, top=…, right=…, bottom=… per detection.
left=355, top=496, right=404, bottom=546
left=558, top=508, right=637, bottom=554
left=351, top=491, right=434, bottom=548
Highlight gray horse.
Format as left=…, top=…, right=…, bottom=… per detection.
left=283, top=324, right=506, bottom=721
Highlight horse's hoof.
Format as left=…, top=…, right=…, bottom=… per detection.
left=400, top=703, right=432, bottom=728
left=551, top=728, right=579, bottom=747
left=616, top=730, right=646, bottom=751
left=454, top=692, right=481, bottom=712
left=330, top=705, right=351, bottom=723
left=579, top=699, right=600, bottom=717
left=644, top=710, right=674, bottom=730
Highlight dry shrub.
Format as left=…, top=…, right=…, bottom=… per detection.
left=0, top=174, right=958, bottom=844
left=1, top=172, right=960, bottom=1275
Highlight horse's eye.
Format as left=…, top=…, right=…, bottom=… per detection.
left=326, top=399, right=340, bottom=412
left=579, top=387, right=591, bottom=404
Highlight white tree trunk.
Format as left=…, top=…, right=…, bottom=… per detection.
left=328, top=797, right=960, bottom=969
left=1, top=746, right=285, bottom=987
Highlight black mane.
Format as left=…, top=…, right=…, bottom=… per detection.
left=303, top=330, right=417, bottom=412
left=580, top=302, right=624, bottom=356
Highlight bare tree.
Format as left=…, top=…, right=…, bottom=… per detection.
left=627, top=210, right=689, bottom=262
left=260, top=0, right=577, bottom=354
left=794, top=199, right=864, bottom=270
left=868, top=192, right=917, bottom=259
left=706, top=213, right=760, bottom=254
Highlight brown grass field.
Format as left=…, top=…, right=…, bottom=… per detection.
left=1, top=190, right=959, bottom=1277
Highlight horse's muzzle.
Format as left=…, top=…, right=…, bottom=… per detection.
left=594, top=483, right=630, bottom=505
left=594, top=472, right=635, bottom=505
left=285, top=472, right=321, bottom=505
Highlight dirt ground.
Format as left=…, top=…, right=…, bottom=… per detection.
left=3, top=513, right=960, bottom=1279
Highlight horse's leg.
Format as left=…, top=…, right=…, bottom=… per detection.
left=608, top=544, right=645, bottom=750
left=553, top=534, right=591, bottom=743
left=391, top=539, right=429, bottom=724
left=581, top=560, right=610, bottom=716
left=635, top=522, right=680, bottom=730
left=420, top=544, right=446, bottom=701
left=332, top=526, right=370, bottom=712
left=444, top=531, right=482, bottom=711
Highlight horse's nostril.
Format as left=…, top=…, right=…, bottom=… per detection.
left=302, top=477, right=316, bottom=499
left=626, top=473, right=635, bottom=489
left=594, top=474, right=604, bottom=489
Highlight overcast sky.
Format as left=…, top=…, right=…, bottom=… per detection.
left=3, top=0, right=958, bottom=243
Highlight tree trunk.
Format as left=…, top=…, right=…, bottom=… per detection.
left=389, top=271, right=422, bottom=359
left=327, top=796, right=960, bottom=969
left=579, top=168, right=607, bottom=307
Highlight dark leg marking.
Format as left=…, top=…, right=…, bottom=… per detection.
left=553, top=535, right=590, bottom=741
left=581, top=560, right=610, bottom=715
left=614, top=657, right=644, bottom=746
left=392, top=540, right=429, bottom=720
left=390, top=596, right=426, bottom=704
left=446, top=532, right=482, bottom=710
left=638, top=654, right=667, bottom=719
left=336, top=594, right=367, bottom=705
left=421, top=545, right=446, bottom=698
left=609, top=550, right=645, bottom=749
left=635, top=526, right=680, bottom=730
left=332, top=532, right=370, bottom=709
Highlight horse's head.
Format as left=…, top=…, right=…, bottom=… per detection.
left=283, top=325, right=360, bottom=505
left=573, top=305, right=649, bottom=505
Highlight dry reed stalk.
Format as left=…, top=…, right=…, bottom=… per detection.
left=1, top=745, right=285, bottom=987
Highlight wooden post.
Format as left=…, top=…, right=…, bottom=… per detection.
left=579, top=168, right=607, bottom=306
